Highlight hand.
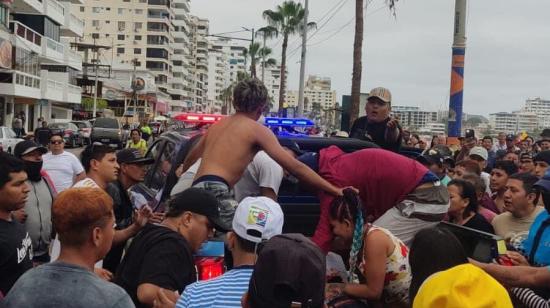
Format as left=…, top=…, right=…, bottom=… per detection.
left=325, top=283, right=346, bottom=300
left=386, top=117, right=400, bottom=129
left=153, top=288, right=179, bottom=308
left=94, top=268, right=113, bottom=281
left=506, top=251, right=530, bottom=266
left=133, top=206, right=153, bottom=228
left=149, top=212, right=165, bottom=224
left=12, top=208, right=27, bottom=223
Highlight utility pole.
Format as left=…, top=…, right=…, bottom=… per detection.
left=447, top=0, right=467, bottom=143
left=297, top=0, right=309, bottom=117
left=93, top=37, right=99, bottom=119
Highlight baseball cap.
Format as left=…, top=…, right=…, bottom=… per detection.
left=520, top=152, right=533, bottom=161
left=278, top=138, right=304, bottom=156
left=534, top=151, right=550, bottom=165
left=416, top=150, right=444, bottom=167
left=413, top=264, right=512, bottom=308
left=367, top=87, right=392, bottom=104
left=248, top=234, right=326, bottom=308
left=540, top=129, right=550, bottom=139
left=232, top=196, right=284, bottom=243
left=468, top=146, right=488, bottom=161
left=167, top=188, right=228, bottom=232
left=14, top=140, right=47, bottom=158
left=116, top=148, right=154, bottom=165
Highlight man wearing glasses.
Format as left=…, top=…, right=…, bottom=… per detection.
left=42, top=134, right=85, bottom=193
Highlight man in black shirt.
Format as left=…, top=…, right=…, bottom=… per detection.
left=114, top=187, right=226, bottom=308
left=34, top=121, right=51, bottom=147
left=104, top=148, right=154, bottom=273
left=349, top=87, right=402, bottom=152
left=0, top=152, right=32, bottom=296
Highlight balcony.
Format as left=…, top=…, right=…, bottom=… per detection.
left=64, top=46, right=82, bottom=71
left=0, top=71, right=41, bottom=99
left=61, top=6, right=84, bottom=37
left=44, top=0, right=65, bottom=26
left=11, top=0, right=44, bottom=15
left=42, top=37, right=64, bottom=63
left=65, top=84, right=81, bottom=104
left=11, top=22, right=42, bottom=55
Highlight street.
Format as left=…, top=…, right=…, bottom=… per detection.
left=66, top=146, right=84, bottom=158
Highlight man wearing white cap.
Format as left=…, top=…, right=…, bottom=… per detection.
left=468, top=146, right=491, bottom=194
left=349, top=87, right=402, bottom=152
left=155, top=196, right=284, bottom=308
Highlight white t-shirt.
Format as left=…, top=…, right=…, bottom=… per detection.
left=234, top=151, right=283, bottom=202
left=481, top=172, right=491, bottom=194
left=43, top=151, right=85, bottom=192
left=72, top=178, right=100, bottom=189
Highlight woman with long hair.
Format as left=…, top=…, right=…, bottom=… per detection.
left=447, top=179, right=495, bottom=234
left=325, top=189, right=411, bottom=307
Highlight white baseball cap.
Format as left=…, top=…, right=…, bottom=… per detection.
left=469, top=146, right=488, bottom=161
left=232, top=196, right=284, bottom=243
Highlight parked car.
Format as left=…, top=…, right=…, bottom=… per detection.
left=91, top=117, right=123, bottom=148
left=0, top=126, right=24, bottom=154
left=49, top=122, right=83, bottom=148
left=71, top=120, right=92, bottom=145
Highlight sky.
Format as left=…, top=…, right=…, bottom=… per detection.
left=192, top=0, right=550, bottom=117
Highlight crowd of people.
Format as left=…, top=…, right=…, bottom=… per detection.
left=2, top=79, right=550, bottom=307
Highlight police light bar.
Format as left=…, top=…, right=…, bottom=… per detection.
left=174, top=113, right=225, bottom=123
left=264, top=117, right=314, bottom=127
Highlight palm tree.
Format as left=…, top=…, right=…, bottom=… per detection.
left=263, top=1, right=316, bottom=112
left=245, top=42, right=278, bottom=78
left=349, top=0, right=399, bottom=127
left=220, top=71, right=250, bottom=115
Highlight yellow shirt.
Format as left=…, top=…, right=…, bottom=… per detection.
left=127, top=139, right=148, bottom=155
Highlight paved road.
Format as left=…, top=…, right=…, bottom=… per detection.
left=66, top=146, right=84, bottom=157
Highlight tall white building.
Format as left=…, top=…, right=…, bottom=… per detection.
left=210, top=38, right=246, bottom=85
left=170, top=0, right=192, bottom=111
left=188, top=15, right=208, bottom=111
left=489, top=111, right=538, bottom=134
left=285, top=75, right=337, bottom=112
left=260, top=64, right=284, bottom=111
left=522, top=97, right=550, bottom=129
left=206, top=45, right=227, bottom=113
left=0, top=0, right=84, bottom=131
left=392, top=106, right=438, bottom=130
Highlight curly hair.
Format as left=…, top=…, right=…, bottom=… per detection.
left=232, top=78, right=269, bottom=113
left=53, top=188, right=113, bottom=246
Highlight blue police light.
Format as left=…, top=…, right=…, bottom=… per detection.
left=264, top=117, right=314, bottom=127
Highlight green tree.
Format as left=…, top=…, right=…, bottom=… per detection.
left=81, top=97, right=107, bottom=111
left=244, top=42, right=277, bottom=78
left=220, top=71, right=250, bottom=115
left=263, top=1, right=316, bottom=112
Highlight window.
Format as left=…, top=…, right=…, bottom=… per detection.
left=106, top=7, right=110, bottom=10
left=92, top=33, right=100, bottom=39
left=135, top=9, right=143, bottom=14
left=139, top=0, right=146, bottom=3
left=118, top=8, right=124, bottom=14
left=118, top=21, right=125, bottom=31
left=134, top=22, right=142, bottom=30
left=123, top=0, right=130, bottom=2
left=117, top=34, right=125, bottom=40
left=79, top=6, right=85, bottom=12
left=134, top=35, right=142, bottom=40
left=92, top=7, right=100, bottom=13
left=117, top=48, right=125, bottom=54
left=134, top=48, right=141, bottom=54
left=92, top=20, right=99, bottom=27
left=134, top=61, right=141, bottom=66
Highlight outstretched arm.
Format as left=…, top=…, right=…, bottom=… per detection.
left=256, top=125, right=343, bottom=196
left=472, top=259, right=550, bottom=288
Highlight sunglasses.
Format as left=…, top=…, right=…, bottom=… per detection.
left=50, top=140, right=63, bottom=145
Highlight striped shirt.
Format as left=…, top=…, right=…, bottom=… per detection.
left=176, top=265, right=253, bottom=308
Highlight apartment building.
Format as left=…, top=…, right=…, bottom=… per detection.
left=392, top=106, right=438, bottom=130
left=170, top=0, right=192, bottom=111
left=285, top=76, right=337, bottom=112
left=210, top=38, right=246, bottom=84
left=261, top=64, right=284, bottom=111
left=489, top=111, right=538, bottom=134
left=187, top=15, right=208, bottom=111
left=206, top=45, right=227, bottom=113
left=0, top=0, right=84, bottom=131
left=75, top=0, right=187, bottom=114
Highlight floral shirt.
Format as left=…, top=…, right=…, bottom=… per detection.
left=357, top=226, right=411, bottom=304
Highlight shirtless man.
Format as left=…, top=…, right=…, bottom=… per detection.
left=180, top=79, right=345, bottom=230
